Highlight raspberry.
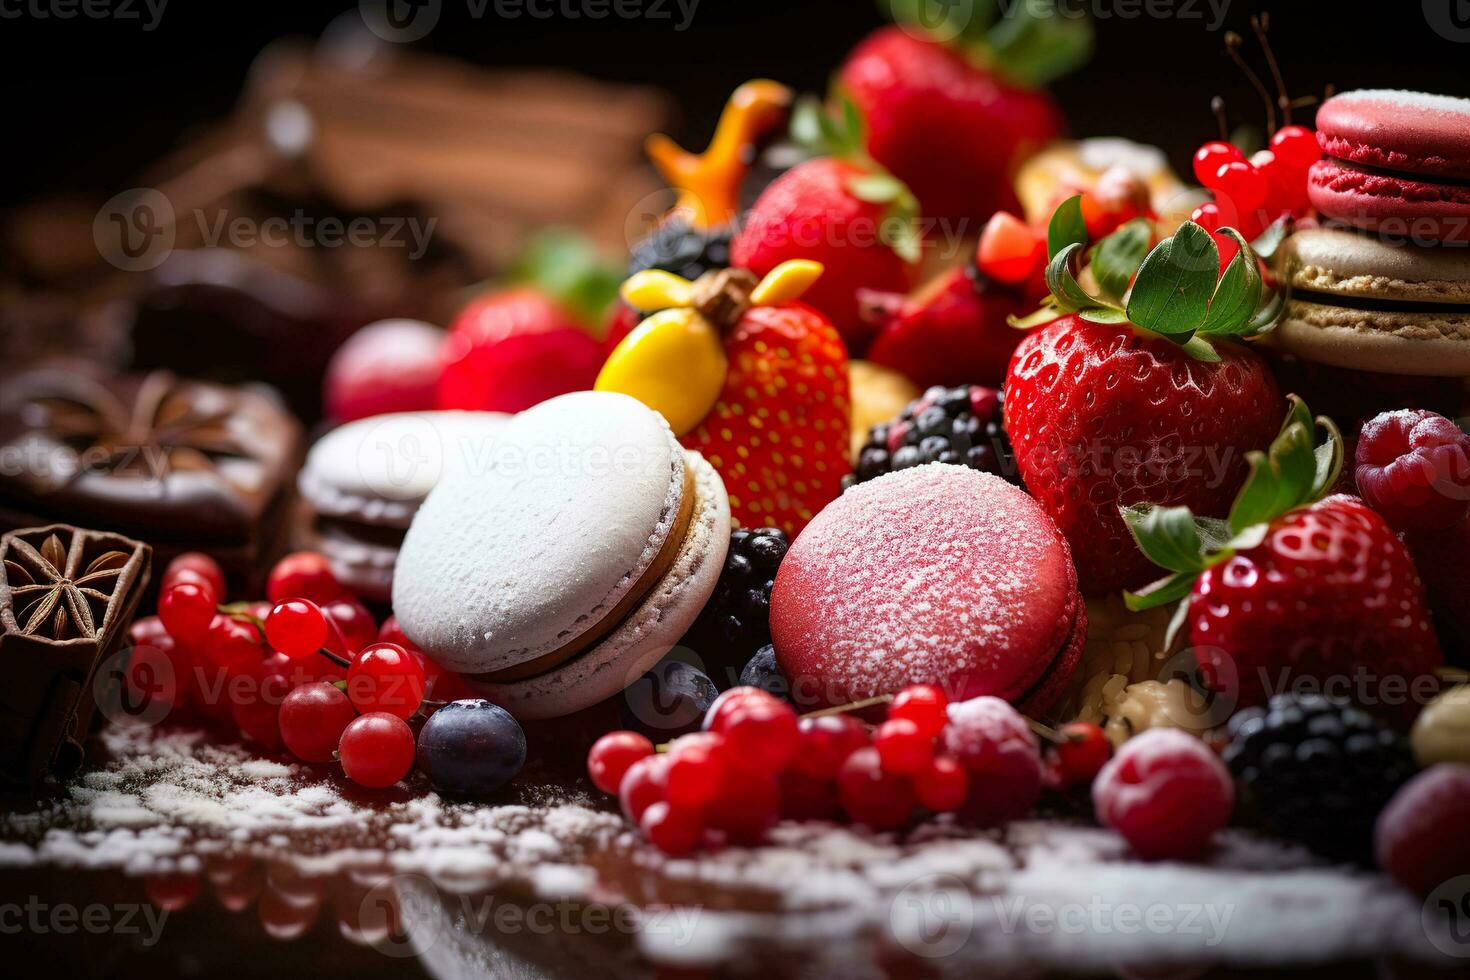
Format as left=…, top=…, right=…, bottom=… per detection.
left=938, top=696, right=1042, bottom=826
left=1356, top=410, right=1470, bottom=532
left=1375, top=764, right=1470, bottom=896
left=838, top=746, right=915, bottom=831
left=874, top=718, right=932, bottom=775
left=587, top=731, right=655, bottom=795
left=791, top=714, right=868, bottom=781
left=1093, top=729, right=1234, bottom=861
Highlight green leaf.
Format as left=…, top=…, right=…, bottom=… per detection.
left=1125, top=571, right=1198, bottom=612
left=884, top=0, right=998, bottom=46
left=1311, top=414, right=1346, bottom=499
left=848, top=173, right=906, bottom=204
left=1226, top=396, right=1342, bottom=534
left=789, top=95, right=827, bottom=155
left=1047, top=194, right=1088, bottom=261
left=1251, top=215, right=1293, bottom=260
left=1246, top=287, right=1286, bottom=335
left=1121, top=504, right=1208, bottom=573
left=985, top=0, right=1095, bottom=88
left=1162, top=594, right=1193, bottom=651
left=1091, top=219, right=1151, bottom=302
left=507, top=228, right=621, bottom=328
left=1008, top=303, right=1064, bottom=330
left=1199, top=228, right=1262, bottom=336
left=1126, top=222, right=1219, bottom=336
left=791, top=92, right=865, bottom=160
left=1044, top=242, right=1096, bottom=312
left=1178, top=335, right=1221, bottom=361
left=1079, top=307, right=1130, bottom=324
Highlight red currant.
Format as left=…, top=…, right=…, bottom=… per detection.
left=1051, top=722, right=1112, bottom=789
left=780, top=771, right=842, bottom=821
left=158, top=581, right=217, bottom=644
left=233, top=690, right=284, bottom=749
left=874, top=718, right=933, bottom=775
left=618, top=752, right=671, bottom=824
left=279, top=682, right=358, bottom=763
left=640, top=801, right=703, bottom=856
left=1190, top=200, right=1225, bottom=233
left=1269, top=124, right=1321, bottom=171
left=709, top=693, right=799, bottom=772
left=265, top=599, right=329, bottom=660
left=345, top=642, right=425, bottom=719
left=266, top=552, right=346, bottom=605
left=587, top=731, right=655, bottom=794
left=1092, top=729, right=1233, bottom=860
left=913, top=755, right=968, bottom=813
left=324, top=597, right=378, bottom=656
left=162, top=552, right=226, bottom=600
left=1212, top=161, right=1268, bottom=212
left=338, top=712, right=416, bottom=788
left=200, top=615, right=266, bottom=681
left=837, top=746, right=915, bottom=831
left=665, top=732, right=729, bottom=809
left=791, top=714, right=868, bottom=781
left=705, top=764, right=780, bottom=845
left=1193, top=141, right=1245, bottom=186
left=977, top=211, right=1044, bottom=286
left=377, top=615, right=422, bottom=654
left=144, top=873, right=201, bottom=911
left=890, top=684, right=949, bottom=739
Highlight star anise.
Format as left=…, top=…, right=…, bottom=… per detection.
left=23, top=370, right=248, bottom=477
left=3, top=533, right=129, bottom=640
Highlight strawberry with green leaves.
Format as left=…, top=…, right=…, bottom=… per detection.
left=1124, top=399, right=1443, bottom=706
left=730, top=99, right=920, bottom=353
left=1004, top=198, right=1285, bottom=592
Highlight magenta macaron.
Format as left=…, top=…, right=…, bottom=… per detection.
left=770, top=463, right=1085, bottom=715
left=1309, top=89, right=1470, bottom=244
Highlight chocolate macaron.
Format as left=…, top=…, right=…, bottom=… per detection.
left=393, top=392, right=731, bottom=720
left=1275, top=225, right=1470, bottom=375
left=1310, top=89, right=1470, bottom=244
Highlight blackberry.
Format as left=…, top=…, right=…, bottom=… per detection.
left=627, top=216, right=732, bottom=282
left=845, top=385, right=1019, bottom=489
left=1223, top=693, right=1417, bottom=863
left=686, top=527, right=788, bottom=686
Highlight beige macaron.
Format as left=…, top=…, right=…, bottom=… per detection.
left=1274, top=225, right=1470, bottom=375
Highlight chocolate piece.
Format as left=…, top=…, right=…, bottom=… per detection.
left=0, top=367, right=302, bottom=594
left=0, top=524, right=150, bottom=785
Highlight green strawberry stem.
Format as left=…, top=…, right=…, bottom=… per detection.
left=884, top=0, right=1094, bottom=88
left=505, top=229, right=623, bottom=331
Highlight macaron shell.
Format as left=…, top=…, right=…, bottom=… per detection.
left=771, top=464, right=1082, bottom=708
left=1308, top=159, right=1470, bottom=244
left=469, top=451, right=731, bottom=720
left=1013, top=588, right=1087, bottom=718
left=1281, top=226, right=1470, bottom=304
left=1316, top=90, right=1470, bottom=180
left=393, top=391, right=686, bottom=675
left=1278, top=299, right=1470, bottom=376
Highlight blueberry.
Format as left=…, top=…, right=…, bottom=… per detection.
left=619, top=660, right=718, bottom=740
left=892, top=445, right=922, bottom=470
left=416, top=699, right=526, bottom=797
left=739, top=645, right=788, bottom=699
left=746, top=531, right=787, bottom=571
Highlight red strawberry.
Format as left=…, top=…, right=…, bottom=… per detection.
left=839, top=26, right=1068, bottom=226
left=730, top=157, right=917, bottom=352
left=1126, top=401, right=1443, bottom=707
left=862, top=264, right=1029, bottom=389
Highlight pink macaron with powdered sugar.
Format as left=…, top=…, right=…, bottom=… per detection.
left=769, top=463, right=1085, bottom=715
left=1309, top=90, right=1470, bottom=244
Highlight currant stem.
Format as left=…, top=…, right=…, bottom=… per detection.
left=318, top=647, right=351, bottom=669
left=1224, top=31, right=1276, bottom=135
left=1250, top=13, right=1291, bottom=125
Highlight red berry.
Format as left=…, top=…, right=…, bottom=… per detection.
left=780, top=771, right=842, bottom=820
left=158, top=581, right=217, bottom=644
left=162, top=552, right=226, bottom=600
left=1092, top=729, right=1234, bottom=861
left=324, top=597, right=378, bottom=656
left=791, top=714, right=869, bottom=780
left=200, top=615, right=266, bottom=680
left=708, top=691, right=799, bottom=772
left=705, top=764, right=780, bottom=845
left=837, top=746, right=915, bottom=831
left=702, top=685, right=772, bottom=730
left=977, top=211, right=1044, bottom=286
left=665, top=732, right=729, bottom=809
left=640, top=800, right=703, bottom=856
left=913, top=755, right=968, bottom=813
left=619, top=753, right=671, bottom=824
left=265, top=599, right=329, bottom=660
left=377, top=615, right=421, bottom=653
left=345, top=642, right=425, bottom=719
left=890, top=684, right=949, bottom=739
left=1375, top=764, right=1470, bottom=896
left=588, top=731, right=655, bottom=794
left=1355, top=409, right=1470, bottom=532
left=1209, top=229, right=1242, bottom=275
left=144, top=873, right=201, bottom=911
left=1189, top=200, right=1225, bottom=233
left=232, top=690, right=284, bottom=749
left=266, top=552, right=346, bottom=605
left=874, top=718, right=933, bottom=775
left=1193, top=140, right=1245, bottom=186
left=279, top=682, right=358, bottom=763
left=1051, top=722, right=1112, bottom=789
left=1269, top=125, right=1321, bottom=171
left=938, top=696, right=1042, bottom=826
left=1211, top=161, right=1268, bottom=212
left=338, top=712, right=415, bottom=788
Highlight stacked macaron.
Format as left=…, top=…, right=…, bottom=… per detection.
left=1275, top=90, right=1470, bottom=375
left=297, top=411, right=509, bottom=601
left=393, top=392, right=731, bottom=720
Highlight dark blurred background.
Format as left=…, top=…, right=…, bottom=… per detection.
left=2, top=0, right=1468, bottom=209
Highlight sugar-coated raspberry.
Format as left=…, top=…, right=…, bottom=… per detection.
left=791, top=714, right=869, bottom=781
left=874, top=718, right=933, bottom=775
left=780, top=771, right=842, bottom=821
left=618, top=753, right=671, bottom=824
left=913, top=755, right=968, bottom=813
left=704, top=763, right=780, bottom=846
left=1092, top=729, right=1234, bottom=861
left=838, top=746, right=915, bottom=831
left=938, top=696, right=1042, bottom=826
left=640, top=801, right=703, bottom=856
left=1051, top=722, right=1112, bottom=789
left=889, top=684, right=949, bottom=739
left=1376, top=764, right=1470, bottom=896
left=587, top=731, right=655, bottom=795
left=1355, top=410, right=1470, bottom=532
left=665, top=732, right=729, bottom=808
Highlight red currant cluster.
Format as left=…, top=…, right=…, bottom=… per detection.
left=132, top=550, right=475, bottom=789
left=587, top=685, right=1124, bottom=856
left=1189, top=125, right=1320, bottom=247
